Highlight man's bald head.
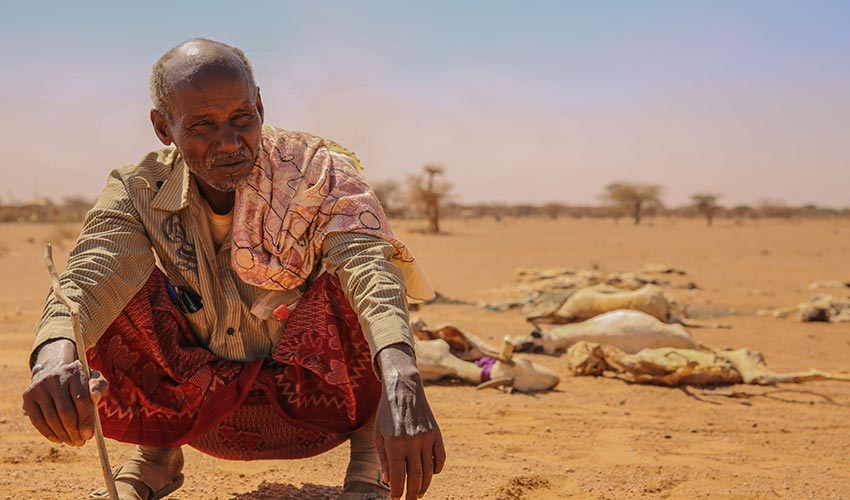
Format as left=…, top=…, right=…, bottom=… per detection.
left=150, top=38, right=257, bottom=116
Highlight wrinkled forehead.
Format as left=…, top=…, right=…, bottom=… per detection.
left=164, top=57, right=250, bottom=94
left=168, top=76, right=255, bottom=124
left=162, top=60, right=254, bottom=119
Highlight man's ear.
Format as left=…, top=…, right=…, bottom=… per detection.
left=150, top=109, right=173, bottom=146
left=255, top=87, right=265, bottom=123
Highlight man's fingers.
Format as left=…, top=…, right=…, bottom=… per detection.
left=22, top=399, right=60, bottom=444
left=89, top=370, right=109, bottom=404
left=374, top=432, right=390, bottom=485
left=55, top=386, right=84, bottom=446
left=388, top=451, right=407, bottom=500
left=70, top=374, right=95, bottom=441
left=405, top=449, right=424, bottom=500
left=36, top=396, right=74, bottom=445
left=419, top=446, right=435, bottom=497
left=433, top=433, right=447, bottom=474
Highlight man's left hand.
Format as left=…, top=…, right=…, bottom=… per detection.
left=374, top=344, right=446, bottom=500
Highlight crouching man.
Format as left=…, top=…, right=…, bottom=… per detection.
left=22, top=38, right=445, bottom=500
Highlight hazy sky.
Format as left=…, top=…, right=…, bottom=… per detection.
left=2, top=1, right=848, bottom=207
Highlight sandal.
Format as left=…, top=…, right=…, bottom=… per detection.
left=89, top=448, right=184, bottom=500
left=338, top=456, right=390, bottom=500
left=339, top=419, right=390, bottom=500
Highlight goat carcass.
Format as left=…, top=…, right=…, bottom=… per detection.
left=514, top=309, right=701, bottom=355
left=412, top=318, right=560, bottom=393
left=566, top=341, right=850, bottom=387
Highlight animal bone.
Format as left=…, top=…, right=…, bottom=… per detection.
left=514, top=310, right=701, bottom=355
left=566, top=341, right=850, bottom=387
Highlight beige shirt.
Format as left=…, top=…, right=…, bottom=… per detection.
left=33, top=147, right=414, bottom=368
left=202, top=199, right=233, bottom=251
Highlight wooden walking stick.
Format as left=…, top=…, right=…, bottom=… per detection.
left=44, top=244, right=118, bottom=500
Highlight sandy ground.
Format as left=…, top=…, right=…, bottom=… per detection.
left=2, top=217, right=850, bottom=500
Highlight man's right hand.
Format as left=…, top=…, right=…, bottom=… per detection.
left=22, top=339, right=109, bottom=446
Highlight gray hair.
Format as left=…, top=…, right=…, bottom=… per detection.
left=150, top=38, right=257, bottom=116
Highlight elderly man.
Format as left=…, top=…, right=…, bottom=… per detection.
left=22, top=39, right=445, bottom=500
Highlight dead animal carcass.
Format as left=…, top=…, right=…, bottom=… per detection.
left=514, top=309, right=701, bottom=355
left=412, top=319, right=560, bottom=393
left=566, top=341, right=850, bottom=387
left=528, top=285, right=672, bottom=325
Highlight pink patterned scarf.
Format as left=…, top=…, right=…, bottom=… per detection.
left=231, top=126, right=432, bottom=300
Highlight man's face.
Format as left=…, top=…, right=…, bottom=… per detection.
left=154, top=68, right=264, bottom=193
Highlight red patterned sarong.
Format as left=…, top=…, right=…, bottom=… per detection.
left=87, top=269, right=381, bottom=460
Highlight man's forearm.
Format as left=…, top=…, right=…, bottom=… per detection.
left=373, top=341, right=445, bottom=499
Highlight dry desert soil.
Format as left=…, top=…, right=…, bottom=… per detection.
left=1, top=217, right=849, bottom=500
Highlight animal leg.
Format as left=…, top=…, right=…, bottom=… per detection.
left=746, top=369, right=850, bottom=385
left=670, top=314, right=731, bottom=329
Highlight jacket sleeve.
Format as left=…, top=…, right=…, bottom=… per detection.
left=31, top=169, right=156, bottom=367
left=321, top=232, right=414, bottom=370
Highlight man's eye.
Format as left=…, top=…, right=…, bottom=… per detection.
left=192, top=121, right=213, bottom=130
left=233, top=114, right=253, bottom=125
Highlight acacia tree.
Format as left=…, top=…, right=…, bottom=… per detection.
left=407, top=164, right=452, bottom=233
left=691, top=193, right=722, bottom=226
left=541, top=202, right=566, bottom=220
left=601, top=182, right=663, bottom=225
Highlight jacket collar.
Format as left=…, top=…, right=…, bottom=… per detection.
left=151, top=155, right=192, bottom=212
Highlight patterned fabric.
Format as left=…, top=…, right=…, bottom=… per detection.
left=231, top=126, right=433, bottom=300
left=87, top=268, right=381, bottom=459
left=33, top=128, right=423, bottom=365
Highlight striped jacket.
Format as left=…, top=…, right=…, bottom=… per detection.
left=33, top=147, right=416, bottom=367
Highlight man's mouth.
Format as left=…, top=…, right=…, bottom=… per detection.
left=214, top=158, right=250, bottom=170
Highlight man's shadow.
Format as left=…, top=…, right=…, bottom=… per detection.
left=224, top=481, right=343, bottom=500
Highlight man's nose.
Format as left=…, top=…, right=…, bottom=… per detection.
left=216, top=124, right=240, bottom=153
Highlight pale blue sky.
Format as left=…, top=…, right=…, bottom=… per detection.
left=2, top=1, right=849, bottom=206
